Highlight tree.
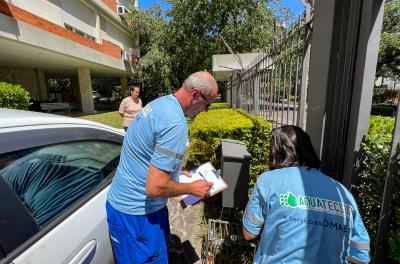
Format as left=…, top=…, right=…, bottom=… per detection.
left=377, top=0, right=400, bottom=85
left=129, top=4, right=174, bottom=104
left=129, top=0, right=284, bottom=102
left=166, top=0, right=278, bottom=85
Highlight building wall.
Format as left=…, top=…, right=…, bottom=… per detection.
left=61, top=0, right=97, bottom=38
left=10, top=0, right=63, bottom=26
left=0, top=66, right=42, bottom=100
left=101, top=0, right=117, bottom=12
left=103, top=18, right=133, bottom=51
left=1, top=0, right=137, bottom=62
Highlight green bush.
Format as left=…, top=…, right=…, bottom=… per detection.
left=185, top=108, right=272, bottom=185
left=234, top=109, right=271, bottom=185
left=0, top=82, right=31, bottom=110
left=371, top=104, right=397, bottom=116
left=185, top=108, right=271, bottom=263
left=357, top=116, right=400, bottom=262
left=184, top=109, right=253, bottom=168
left=208, top=102, right=230, bottom=110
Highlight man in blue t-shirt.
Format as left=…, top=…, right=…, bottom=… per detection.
left=107, top=71, right=218, bottom=263
left=242, top=126, right=370, bottom=264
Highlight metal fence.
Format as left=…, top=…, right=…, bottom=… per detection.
left=226, top=5, right=313, bottom=129
left=224, top=0, right=400, bottom=261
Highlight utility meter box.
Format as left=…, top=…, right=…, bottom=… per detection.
left=221, top=139, right=252, bottom=209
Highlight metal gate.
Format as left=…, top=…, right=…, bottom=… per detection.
left=226, top=3, right=314, bottom=128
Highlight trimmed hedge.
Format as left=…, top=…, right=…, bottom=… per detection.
left=357, top=116, right=400, bottom=261
left=208, top=102, right=230, bottom=110
left=371, top=104, right=397, bottom=116
left=184, top=108, right=253, bottom=168
left=185, top=108, right=272, bottom=187
left=0, top=82, right=31, bottom=110
left=185, top=108, right=271, bottom=262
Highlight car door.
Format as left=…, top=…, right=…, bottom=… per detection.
left=0, top=128, right=123, bottom=264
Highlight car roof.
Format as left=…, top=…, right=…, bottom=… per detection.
left=0, top=108, right=119, bottom=132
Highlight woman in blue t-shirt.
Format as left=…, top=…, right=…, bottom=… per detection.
left=242, top=125, right=370, bottom=264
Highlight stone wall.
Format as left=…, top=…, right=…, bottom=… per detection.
left=0, top=66, right=47, bottom=101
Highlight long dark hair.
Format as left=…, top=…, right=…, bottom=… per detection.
left=269, top=125, right=321, bottom=170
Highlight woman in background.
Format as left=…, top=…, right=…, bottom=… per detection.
left=119, top=85, right=142, bottom=131
left=242, top=125, right=370, bottom=264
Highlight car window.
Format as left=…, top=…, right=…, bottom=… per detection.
left=0, top=140, right=121, bottom=227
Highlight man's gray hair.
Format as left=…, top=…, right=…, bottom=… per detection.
left=184, top=75, right=212, bottom=94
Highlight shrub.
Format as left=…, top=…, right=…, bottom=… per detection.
left=209, top=102, right=230, bottom=110
left=186, top=108, right=271, bottom=263
left=371, top=104, right=397, bottom=116
left=185, top=108, right=272, bottom=194
left=185, top=109, right=253, bottom=168
left=357, top=116, right=400, bottom=261
left=0, top=82, right=31, bottom=110
left=234, top=109, right=271, bottom=185
left=185, top=108, right=272, bottom=185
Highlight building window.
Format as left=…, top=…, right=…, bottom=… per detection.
left=64, top=23, right=96, bottom=42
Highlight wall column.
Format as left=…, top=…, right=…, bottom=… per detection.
left=77, top=67, right=94, bottom=114
left=35, top=69, right=48, bottom=101
left=120, top=76, right=128, bottom=96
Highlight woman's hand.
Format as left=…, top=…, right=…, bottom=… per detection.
left=180, top=168, right=192, bottom=178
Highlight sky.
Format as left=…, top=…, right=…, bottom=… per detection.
left=138, top=0, right=305, bottom=16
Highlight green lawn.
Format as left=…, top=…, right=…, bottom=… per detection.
left=79, top=111, right=122, bottom=129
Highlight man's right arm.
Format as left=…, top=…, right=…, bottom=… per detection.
left=146, top=165, right=213, bottom=198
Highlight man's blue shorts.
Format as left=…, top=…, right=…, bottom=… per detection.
left=106, top=201, right=170, bottom=263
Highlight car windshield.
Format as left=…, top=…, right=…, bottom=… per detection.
left=0, top=140, right=121, bottom=226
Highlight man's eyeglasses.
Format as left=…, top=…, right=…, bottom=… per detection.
left=199, top=93, right=211, bottom=108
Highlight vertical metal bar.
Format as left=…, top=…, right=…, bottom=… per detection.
left=259, top=56, right=264, bottom=117
left=261, top=60, right=264, bottom=116
left=283, top=28, right=288, bottom=125
left=261, top=54, right=265, bottom=117
left=279, top=32, right=284, bottom=126
left=272, top=41, right=277, bottom=126
left=249, top=77, right=252, bottom=113
left=264, top=53, right=268, bottom=119
left=294, top=16, right=301, bottom=125
left=298, top=6, right=311, bottom=129
left=374, top=99, right=400, bottom=262
left=268, top=48, right=274, bottom=123
left=288, top=25, right=294, bottom=125
left=266, top=53, right=272, bottom=121
left=276, top=33, right=282, bottom=126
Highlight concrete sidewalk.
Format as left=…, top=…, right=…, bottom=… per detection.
left=168, top=198, right=204, bottom=264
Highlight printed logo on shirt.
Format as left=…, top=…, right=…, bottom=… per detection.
left=279, top=192, right=352, bottom=218
left=142, top=104, right=152, bottom=117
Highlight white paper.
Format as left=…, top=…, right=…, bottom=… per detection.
left=178, top=162, right=227, bottom=207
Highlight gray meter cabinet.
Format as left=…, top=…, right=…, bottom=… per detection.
left=221, top=139, right=252, bottom=209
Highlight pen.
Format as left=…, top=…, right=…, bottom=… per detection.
left=198, top=171, right=214, bottom=191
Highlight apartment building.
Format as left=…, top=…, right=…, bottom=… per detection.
left=0, top=0, right=139, bottom=113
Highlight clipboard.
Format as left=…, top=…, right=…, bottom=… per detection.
left=177, top=162, right=227, bottom=208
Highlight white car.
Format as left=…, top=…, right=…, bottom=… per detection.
left=0, top=109, right=124, bottom=264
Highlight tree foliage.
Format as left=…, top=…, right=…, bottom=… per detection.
left=377, top=0, right=400, bottom=80
left=129, top=0, right=282, bottom=102
left=129, top=5, right=174, bottom=103
left=165, top=0, right=278, bottom=84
